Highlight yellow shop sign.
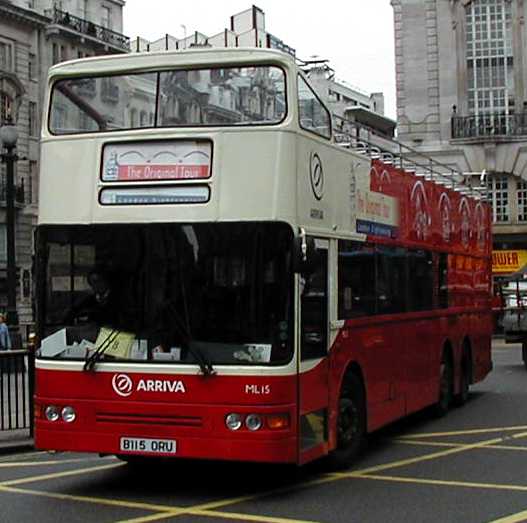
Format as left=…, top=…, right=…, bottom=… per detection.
left=492, top=250, right=527, bottom=274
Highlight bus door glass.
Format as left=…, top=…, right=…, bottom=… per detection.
left=298, top=238, right=329, bottom=461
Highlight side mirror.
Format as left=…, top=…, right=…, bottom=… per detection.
left=293, top=229, right=318, bottom=275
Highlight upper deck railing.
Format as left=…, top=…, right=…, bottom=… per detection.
left=333, top=114, right=488, bottom=201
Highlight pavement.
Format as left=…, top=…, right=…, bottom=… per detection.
left=0, top=429, right=33, bottom=455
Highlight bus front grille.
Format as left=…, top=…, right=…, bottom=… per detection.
left=96, top=412, right=203, bottom=427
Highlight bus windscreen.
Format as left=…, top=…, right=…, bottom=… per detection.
left=36, top=222, right=293, bottom=366
left=49, top=65, right=286, bottom=134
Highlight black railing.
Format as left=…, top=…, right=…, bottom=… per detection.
left=0, top=350, right=34, bottom=434
left=50, top=8, right=130, bottom=51
left=452, top=113, right=527, bottom=139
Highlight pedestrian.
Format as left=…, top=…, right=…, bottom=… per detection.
left=0, top=314, right=11, bottom=351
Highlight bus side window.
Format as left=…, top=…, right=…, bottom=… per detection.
left=376, top=246, right=407, bottom=314
left=437, top=253, right=448, bottom=308
left=338, top=241, right=376, bottom=319
left=408, top=250, right=434, bottom=311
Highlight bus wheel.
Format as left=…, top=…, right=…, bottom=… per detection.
left=326, top=373, right=366, bottom=470
left=454, top=351, right=470, bottom=407
left=522, top=343, right=527, bottom=370
left=434, top=353, right=453, bottom=417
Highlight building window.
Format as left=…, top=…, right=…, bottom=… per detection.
left=60, top=45, right=67, bottom=62
left=466, top=0, right=514, bottom=124
left=0, top=41, right=13, bottom=71
left=488, top=175, right=509, bottom=222
left=101, top=6, right=111, bottom=29
left=29, top=102, right=38, bottom=137
left=0, top=225, right=6, bottom=264
left=52, top=43, right=59, bottom=65
left=517, top=181, right=527, bottom=222
left=0, top=92, right=12, bottom=123
left=28, top=53, right=36, bottom=81
left=29, top=161, right=38, bottom=204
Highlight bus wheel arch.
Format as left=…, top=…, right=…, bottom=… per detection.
left=434, top=342, right=454, bottom=417
left=454, top=337, right=472, bottom=406
left=326, top=363, right=367, bottom=470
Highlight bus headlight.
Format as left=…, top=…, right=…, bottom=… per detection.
left=45, top=405, right=60, bottom=422
left=245, top=414, right=262, bottom=431
left=61, top=406, right=76, bottom=423
left=225, top=413, right=243, bottom=431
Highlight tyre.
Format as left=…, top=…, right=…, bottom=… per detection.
left=326, top=373, right=366, bottom=470
left=434, top=352, right=453, bottom=417
left=453, top=350, right=470, bottom=407
left=522, top=343, right=527, bottom=370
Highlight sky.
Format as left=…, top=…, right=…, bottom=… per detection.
left=123, top=0, right=397, bottom=119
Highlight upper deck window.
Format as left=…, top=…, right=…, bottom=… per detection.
left=297, top=75, right=331, bottom=140
left=49, top=65, right=286, bottom=135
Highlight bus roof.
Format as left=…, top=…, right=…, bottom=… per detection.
left=48, top=47, right=297, bottom=77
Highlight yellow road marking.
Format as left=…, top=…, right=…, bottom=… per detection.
left=192, top=509, right=320, bottom=523
left=116, top=475, right=340, bottom=523
left=0, top=461, right=124, bottom=487
left=344, top=431, right=527, bottom=476
left=0, top=457, right=114, bottom=468
left=0, top=463, right=335, bottom=523
left=487, top=508, right=527, bottom=523
left=118, top=509, right=319, bottom=523
left=0, top=451, right=46, bottom=463
left=0, top=485, right=179, bottom=512
left=395, top=439, right=527, bottom=452
left=348, top=473, right=527, bottom=493
left=400, top=426, right=527, bottom=439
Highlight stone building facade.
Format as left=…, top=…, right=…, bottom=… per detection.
left=392, top=0, right=527, bottom=269
left=0, top=0, right=128, bottom=332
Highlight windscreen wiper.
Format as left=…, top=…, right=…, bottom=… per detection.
left=83, top=329, right=118, bottom=372
left=165, top=301, right=215, bottom=376
left=185, top=342, right=215, bottom=377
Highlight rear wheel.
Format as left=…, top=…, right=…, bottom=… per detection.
left=454, top=351, right=470, bottom=407
left=326, top=373, right=366, bottom=470
left=434, top=353, right=453, bottom=417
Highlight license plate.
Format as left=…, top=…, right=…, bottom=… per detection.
left=119, top=437, right=177, bottom=455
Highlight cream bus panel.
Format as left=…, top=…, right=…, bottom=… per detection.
left=296, top=133, right=370, bottom=237
left=39, top=130, right=297, bottom=226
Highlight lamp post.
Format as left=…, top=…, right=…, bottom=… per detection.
left=0, top=117, right=19, bottom=344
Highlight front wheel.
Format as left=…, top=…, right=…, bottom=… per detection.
left=326, top=373, right=366, bottom=470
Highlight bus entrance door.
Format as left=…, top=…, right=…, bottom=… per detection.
left=298, top=239, right=329, bottom=464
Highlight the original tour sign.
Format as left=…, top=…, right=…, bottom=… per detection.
left=102, top=140, right=211, bottom=182
left=355, top=186, right=399, bottom=239
left=492, top=250, right=527, bottom=275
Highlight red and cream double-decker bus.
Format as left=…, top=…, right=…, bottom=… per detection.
left=34, top=48, right=492, bottom=468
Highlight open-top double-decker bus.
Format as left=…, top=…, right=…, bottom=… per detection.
left=34, top=48, right=492, bottom=467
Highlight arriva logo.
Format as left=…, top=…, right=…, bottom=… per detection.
left=112, top=373, right=133, bottom=397
left=111, top=373, right=187, bottom=397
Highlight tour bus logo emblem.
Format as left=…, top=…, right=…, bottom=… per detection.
left=112, top=373, right=133, bottom=397
left=310, top=152, right=324, bottom=200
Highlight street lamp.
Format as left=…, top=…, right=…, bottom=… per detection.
left=0, top=116, right=19, bottom=346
